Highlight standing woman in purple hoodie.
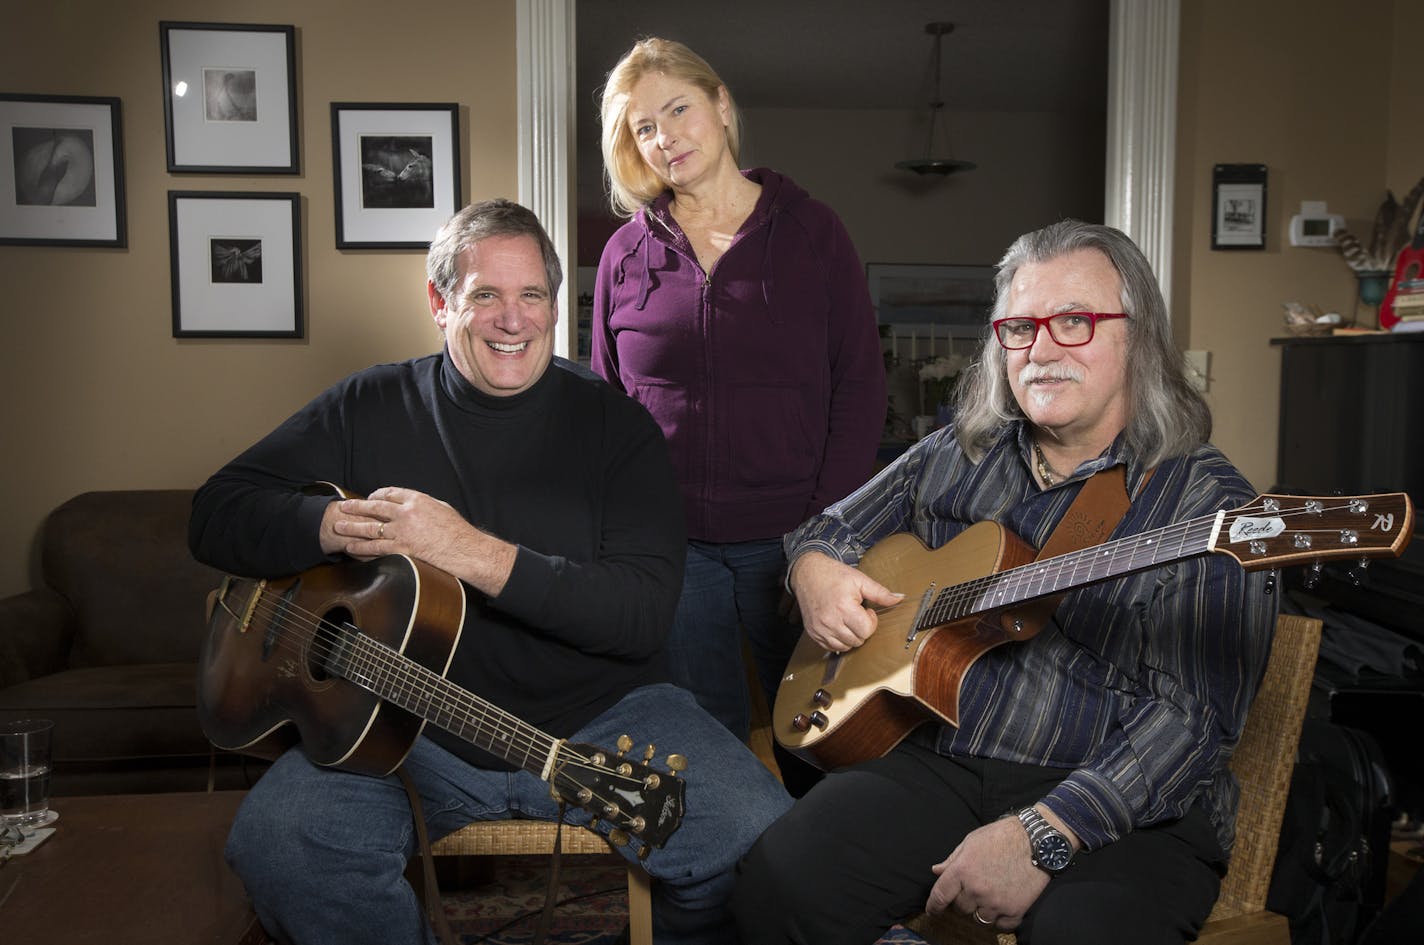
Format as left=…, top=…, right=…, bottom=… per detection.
left=592, top=37, right=886, bottom=790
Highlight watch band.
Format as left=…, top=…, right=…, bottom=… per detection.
left=1017, top=806, right=1074, bottom=873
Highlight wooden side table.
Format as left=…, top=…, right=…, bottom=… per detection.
left=0, top=791, right=263, bottom=945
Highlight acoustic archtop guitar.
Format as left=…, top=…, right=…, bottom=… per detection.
left=774, top=492, right=1414, bottom=772
left=197, top=553, right=686, bottom=854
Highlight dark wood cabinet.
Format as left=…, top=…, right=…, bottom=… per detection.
left=1272, top=333, right=1424, bottom=502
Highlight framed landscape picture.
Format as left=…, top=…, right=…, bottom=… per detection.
left=331, top=102, right=460, bottom=248
left=160, top=22, right=298, bottom=173
left=0, top=93, right=126, bottom=246
left=169, top=191, right=302, bottom=337
left=867, top=263, right=996, bottom=362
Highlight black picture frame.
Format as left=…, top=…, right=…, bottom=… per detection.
left=331, top=102, right=461, bottom=249
left=169, top=190, right=303, bottom=338
left=1211, top=163, right=1268, bottom=250
left=0, top=93, right=126, bottom=247
left=160, top=21, right=299, bottom=174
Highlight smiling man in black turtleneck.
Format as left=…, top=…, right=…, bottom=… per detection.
left=189, top=198, right=790, bottom=945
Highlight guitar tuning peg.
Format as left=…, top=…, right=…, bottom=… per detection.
left=637, top=845, right=652, bottom=861
left=608, top=828, right=630, bottom=847
left=666, top=753, right=687, bottom=775
left=1301, top=560, right=1323, bottom=590
left=1347, top=563, right=1369, bottom=586
left=616, top=735, right=633, bottom=756
left=1262, top=571, right=1276, bottom=596
left=643, top=743, right=656, bottom=762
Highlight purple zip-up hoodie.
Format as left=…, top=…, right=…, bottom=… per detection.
left=592, top=168, right=886, bottom=542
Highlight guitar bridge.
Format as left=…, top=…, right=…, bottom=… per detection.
left=904, top=583, right=936, bottom=647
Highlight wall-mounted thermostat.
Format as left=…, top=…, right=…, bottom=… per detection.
left=1289, top=200, right=1344, bottom=247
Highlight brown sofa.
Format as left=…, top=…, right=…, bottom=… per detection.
left=0, top=489, right=262, bottom=795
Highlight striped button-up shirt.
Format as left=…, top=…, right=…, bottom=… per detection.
left=785, top=422, right=1278, bottom=854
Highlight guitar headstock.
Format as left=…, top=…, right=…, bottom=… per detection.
left=551, top=737, right=686, bottom=854
left=1211, top=492, right=1414, bottom=571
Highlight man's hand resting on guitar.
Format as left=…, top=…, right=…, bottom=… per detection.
left=924, top=807, right=1078, bottom=930
left=788, top=551, right=904, bottom=653
left=319, top=486, right=517, bottom=598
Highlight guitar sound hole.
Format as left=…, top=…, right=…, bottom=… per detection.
left=308, top=607, right=353, bottom=681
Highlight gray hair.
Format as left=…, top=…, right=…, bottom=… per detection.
left=953, top=220, right=1211, bottom=467
left=426, top=198, right=563, bottom=302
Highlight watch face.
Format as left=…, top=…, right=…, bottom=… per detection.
left=1034, top=833, right=1074, bottom=872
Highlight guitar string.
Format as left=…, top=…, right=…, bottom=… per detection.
left=223, top=592, right=666, bottom=826
left=912, top=499, right=1380, bottom=629
left=230, top=593, right=665, bottom=837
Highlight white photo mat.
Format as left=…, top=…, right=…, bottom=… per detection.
left=169, top=191, right=302, bottom=337
left=161, top=22, right=297, bottom=173
left=331, top=103, right=460, bottom=248
left=0, top=94, right=125, bottom=246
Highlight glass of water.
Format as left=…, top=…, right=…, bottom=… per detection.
left=1, top=718, right=55, bottom=829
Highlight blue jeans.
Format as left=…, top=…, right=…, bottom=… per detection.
left=667, top=539, right=799, bottom=742
left=226, top=684, right=791, bottom=945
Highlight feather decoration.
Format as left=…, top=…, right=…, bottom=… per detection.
left=1332, top=175, right=1424, bottom=272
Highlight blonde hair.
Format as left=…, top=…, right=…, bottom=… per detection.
left=598, top=37, right=743, bottom=218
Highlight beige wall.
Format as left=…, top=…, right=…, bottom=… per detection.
left=0, top=0, right=517, bottom=596
left=1173, top=0, right=1412, bottom=490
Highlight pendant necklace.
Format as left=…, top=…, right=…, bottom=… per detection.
left=1034, top=442, right=1063, bottom=486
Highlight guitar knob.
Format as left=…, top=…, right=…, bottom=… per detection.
left=812, top=688, right=833, bottom=708
left=791, top=713, right=811, bottom=733
left=666, top=754, right=687, bottom=774
left=616, top=735, right=633, bottom=755
left=808, top=710, right=829, bottom=731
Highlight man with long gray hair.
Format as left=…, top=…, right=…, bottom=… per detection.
left=733, top=220, right=1278, bottom=945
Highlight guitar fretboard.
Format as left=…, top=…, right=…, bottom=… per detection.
left=920, top=512, right=1221, bottom=629
left=325, top=628, right=565, bottom=779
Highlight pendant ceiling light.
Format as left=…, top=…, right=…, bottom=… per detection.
left=896, top=22, right=976, bottom=175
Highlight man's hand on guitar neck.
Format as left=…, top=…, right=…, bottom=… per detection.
left=787, top=551, right=904, bottom=653
left=319, top=486, right=517, bottom=598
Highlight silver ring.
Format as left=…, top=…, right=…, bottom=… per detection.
left=378, top=522, right=386, bottom=539
left=974, top=911, right=992, bottom=925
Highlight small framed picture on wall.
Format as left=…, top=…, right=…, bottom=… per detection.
left=169, top=190, right=302, bottom=338
left=1211, top=163, right=1268, bottom=250
left=160, top=22, right=299, bottom=173
left=330, top=102, right=461, bottom=249
left=0, top=93, right=126, bottom=246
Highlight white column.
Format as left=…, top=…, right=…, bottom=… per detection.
left=1106, top=0, right=1180, bottom=312
left=516, top=0, right=577, bottom=358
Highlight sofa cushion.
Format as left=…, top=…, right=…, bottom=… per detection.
left=0, top=662, right=210, bottom=762
left=41, top=490, right=224, bottom=668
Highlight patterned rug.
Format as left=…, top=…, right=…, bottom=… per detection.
left=439, top=855, right=930, bottom=944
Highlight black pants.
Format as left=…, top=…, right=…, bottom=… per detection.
left=731, top=738, right=1225, bottom=945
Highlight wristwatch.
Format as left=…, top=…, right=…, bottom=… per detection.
left=1017, top=806, right=1075, bottom=874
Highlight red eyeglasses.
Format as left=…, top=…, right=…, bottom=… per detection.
left=991, top=312, right=1129, bottom=350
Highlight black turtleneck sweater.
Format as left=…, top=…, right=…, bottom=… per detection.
left=189, top=354, right=685, bottom=770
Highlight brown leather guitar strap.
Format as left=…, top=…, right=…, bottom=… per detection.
left=398, top=766, right=461, bottom=945
left=1036, top=464, right=1140, bottom=561
left=1006, top=464, right=1153, bottom=632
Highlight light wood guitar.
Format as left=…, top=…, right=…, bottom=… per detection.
left=197, top=554, right=686, bottom=853
left=774, top=492, right=1414, bottom=771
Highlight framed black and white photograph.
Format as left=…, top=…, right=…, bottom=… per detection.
left=169, top=191, right=302, bottom=338
left=160, top=22, right=298, bottom=173
left=1211, top=163, right=1268, bottom=250
left=331, top=102, right=460, bottom=248
left=0, top=94, right=126, bottom=246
